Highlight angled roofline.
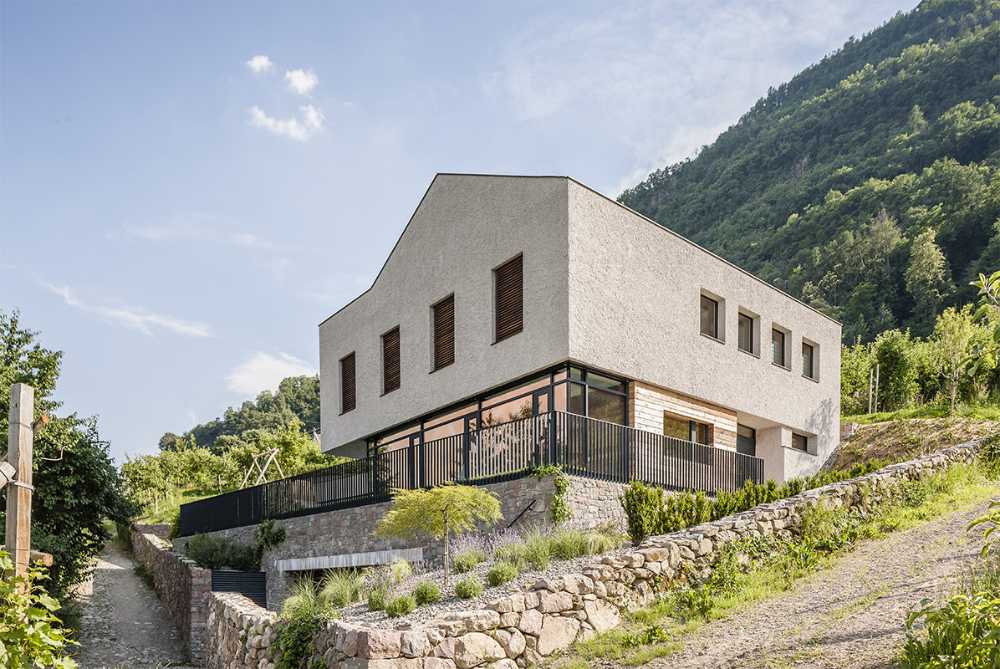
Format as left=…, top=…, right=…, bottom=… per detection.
left=318, top=172, right=842, bottom=328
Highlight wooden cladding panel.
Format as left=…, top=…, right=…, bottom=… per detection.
left=433, top=295, right=455, bottom=370
left=340, top=353, right=356, bottom=413
left=382, top=327, right=401, bottom=394
left=494, top=255, right=523, bottom=343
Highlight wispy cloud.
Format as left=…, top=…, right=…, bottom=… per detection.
left=246, top=54, right=274, bottom=74
left=248, top=104, right=325, bottom=141
left=226, top=352, right=315, bottom=396
left=44, top=282, right=212, bottom=338
left=122, top=214, right=272, bottom=249
left=486, top=0, right=906, bottom=193
left=285, top=68, right=318, bottom=95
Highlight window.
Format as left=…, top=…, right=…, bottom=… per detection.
left=738, top=313, right=754, bottom=354
left=494, top=255, right=523, bottom=343
left=382, top=327, right=400, bottom=394
left=663, top=412, right=713, bottom=445
left=772, top=328, right=787, bottom=367
left=700, top=295, right=719, bottom=339
left=340, top=353, right=356, bottom=413
left=432, top=295, right=455, bottom=370
left=802, top=341, right=816, bottom=379
left=791, top=433, right=809, bottom=452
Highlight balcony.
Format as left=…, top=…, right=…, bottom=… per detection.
left=177, top=411, right=764, bottom=536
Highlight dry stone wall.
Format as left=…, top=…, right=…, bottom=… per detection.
left=131, top=528, right=212, bottom=663
left=202, top=441, right=979, bottom=668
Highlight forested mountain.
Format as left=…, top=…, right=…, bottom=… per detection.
left=159, top=375, right=320, bottom=452
left=620, top=0, right=999, bottom=343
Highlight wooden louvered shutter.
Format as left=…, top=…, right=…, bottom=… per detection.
left=494, top=255, right=523, bottom=342
left=433, top=295, right=455, bottom=370
left=382, top=327, right=401, bottom=394
left=340, top=353, right=356, bottom=413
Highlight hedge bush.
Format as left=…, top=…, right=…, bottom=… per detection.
left=455, top=576, right=484, bottom=599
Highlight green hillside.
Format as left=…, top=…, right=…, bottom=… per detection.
left=620, top=0, right=999, bottom=342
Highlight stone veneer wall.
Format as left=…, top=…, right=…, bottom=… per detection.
left=131, top=528, right=212, bottom=664
left=200, top=441, right=980, bottom=669
left=177, top=475, right=570, bottom=609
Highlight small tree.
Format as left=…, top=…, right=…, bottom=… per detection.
left=932, top=307, right=977, bottom=411
left=376, top=485, right=501, bottom=584
left=0, top=550, right=77, bottom=668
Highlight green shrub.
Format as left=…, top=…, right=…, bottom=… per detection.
left=621, top=481, right=665, bottom=543
left=487, top=561, right=519, bottom=587
left=548, top=528, right=590, bottom=560
left=320, top=570, right=363, bottom=608
left=384, top=594, right=417, bottom=617
left=900, top=592, right=1000, bottom=667
left=367, top=583, right=389, bottom=612
left=413, top=580, right=442, bottom=605
left=185, top=533, right=258, bottom=571
left=274, top=580, right=338, bottom=669
left=0, top=550, right=77, bottom=668
left=389, top=559, right=412, bottom=584
left=898, top=478, right=930, bottom=508
left=978, top=433, right=1000, bottom=477
left=453, top=548, right=487, bottom=573
left=455, top=576, right=484, bottom=599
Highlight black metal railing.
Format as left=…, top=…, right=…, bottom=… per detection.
left=177, top=411, right=763, bottom=536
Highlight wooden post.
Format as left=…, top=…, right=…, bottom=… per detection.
left=5, top=383, right=34, bottom=581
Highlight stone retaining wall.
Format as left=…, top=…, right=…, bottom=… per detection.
left=178, top=473, right=627, bottom=610
left=201, top=441, right=980, bottom=668
left=131, top=528, right=212, bottom=663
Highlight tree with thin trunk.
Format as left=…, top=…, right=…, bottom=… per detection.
left=376, top=484, right=501, bottom=585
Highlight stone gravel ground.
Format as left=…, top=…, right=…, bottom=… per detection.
left=73, top=540, right=197, bottom=669
left=624, top=497, right=997, bottom=669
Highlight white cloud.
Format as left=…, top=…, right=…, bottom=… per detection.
left=248, top=104, right=325, bottom=141
left=44, top=283, right=212, bottom=338
left=123, top=214, right=272, bottom=249
left=246, top=54, right=274, bottom=74
left=226, top=352, right=315, bottom=396
left=285, top=68, right=318, bottom=95
left=487, top=0, right=910, bottom=193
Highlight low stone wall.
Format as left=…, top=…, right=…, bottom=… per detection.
left=131, top=528, right=212, bottom=663
left=201, top=441, right=979, bottom=668
left=564, top=476, right=628, bottom=530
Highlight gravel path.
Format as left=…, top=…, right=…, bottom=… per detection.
left=636, top=498, right=995, bottom=669
left=74, top=540, right=196, bottom=669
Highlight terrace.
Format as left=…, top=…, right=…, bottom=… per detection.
left=177, top=410, right=764, bottom=536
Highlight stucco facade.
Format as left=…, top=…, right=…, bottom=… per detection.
left=319, top=174, right=841, bottom=481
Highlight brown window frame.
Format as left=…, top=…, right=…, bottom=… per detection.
left=494, top=254, right=523, bottom=344
left=340, top=352, right=356, bottom=414
left=802, top=341, right=816, bottom=380
left=700, top=295, right=719, bottom=339
left=432, top=294, right=455, bottom=371
left=382, top=326, right=401, bottom=395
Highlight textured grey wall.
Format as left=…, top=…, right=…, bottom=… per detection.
left=566, top=180, right=841, bottom=475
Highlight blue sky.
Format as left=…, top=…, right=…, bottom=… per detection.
left=1, top=0, right=913, bottom=463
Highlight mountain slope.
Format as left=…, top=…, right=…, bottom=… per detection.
left=620, top=0, right=999, bottom=342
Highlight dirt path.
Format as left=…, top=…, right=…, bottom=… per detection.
left=74, top=540, right=196, bottom=669
left=639, top=499, right=994, bottom=669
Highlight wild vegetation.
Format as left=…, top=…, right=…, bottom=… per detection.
left=620, top=0, right=999, bottom=343
left=552, top=454, right=1000, bottom=667
left=0, top=549, right=77, bottom=668
left=0, top=309, right=133, bottom=606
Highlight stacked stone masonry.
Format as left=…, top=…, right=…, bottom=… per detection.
left=201, top=441, right=979, bottom=668
left=131, top=527, right=212, bottom=664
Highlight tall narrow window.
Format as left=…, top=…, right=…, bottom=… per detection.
left=738, top=313, right=754, bottom=353
left=432, top=295, right=455, bottom=370
left=382, top=327, right=400, bottom=394
left=340, top=353, right=356, bottom=413
left=772, top=328, right=786, bottom=367
left=700, top=295, right=719, bottom=338
left=494, top=255, right=523, bottom=343
left=802, top=341, right=816, bottom=379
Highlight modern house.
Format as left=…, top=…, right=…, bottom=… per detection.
left=319, top=174, right=840, bottom=485
left=176, top=173, right=841, bottom=606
